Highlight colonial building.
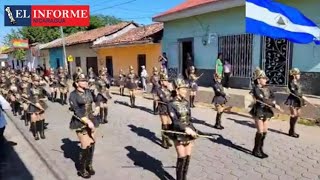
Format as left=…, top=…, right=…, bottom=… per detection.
left=43, top=22, right=138, bottom=75
left=92, top=23, right=163, bottom=78
left=153, top=0, right=320, bottom=95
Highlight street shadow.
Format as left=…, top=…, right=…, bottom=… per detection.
left=114, top=100, right=154, bottom=114
left=228, top=118, right=289, bottom=136
left=114, top=100, right=131, bottom=107
left=125, top=146, right=175, bottom=180
left=111, top=92, right=130, bottom=97
left=60, top=138, right=81, bottom=171
left=226, top=111, right=252, bottom=119
left=128, top=124, right=162, bottom=147
left=227, top=118, right=256, bottom=128
left=0, top=138, right=33, bottom=180
left=191, top=118, right=216, bottom=129
left=134, top=105, right=154, bottom=115
left=268, top=128, right=289, bottom=136
left=209, top=135, right=252, bottom=155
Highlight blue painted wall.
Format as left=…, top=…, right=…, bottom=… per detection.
left=49, top=47, right=64, bottom=69
left=161, top=0, right=320, bottom=73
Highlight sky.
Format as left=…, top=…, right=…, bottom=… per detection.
left=0, top=0, right=185, bottom=45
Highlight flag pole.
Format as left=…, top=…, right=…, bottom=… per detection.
left=60, top=26, right=69, bottom=74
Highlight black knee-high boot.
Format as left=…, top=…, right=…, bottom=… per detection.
left=15, top=102, right=22, bottom=116
left=153, top=101, right=158, bottom=115
left=32, top=122, right=39, bottom=140
left=64, top=93, right=68, bottom=105
left=289, top=116, right=299, bottom=138
left=54, top=92, right=57, bottom=102
left=176, top=157, right=186, bottom=180
left=214, top=112, right=224, bottom=129
left=11, top=102, right=17, bottom=116
left=161, top=125, right=169, bottom=149
left=260, top=132, right=268, bottom=158
left=121, top=88, right=124, bottom=96
left=130, top=96, right=133, bottom=108
left=24, top=112, right=29, bottom=126
left=86, top=143, right=95, bottom=176
left=60, top=93, right=64, bottom=105
left=191, top=96, right=195, bottom=108
left=252, top=132, right=264, bottom=158
left=99, top=108, right=104, bottom=124
left=78, top=147, right=91, bottom=178
left=103, top=108, right=108, bottom=123
left=39, top=119, right=46, bottom=139
left=163, top=124, right=172, bottom=147
left=183, top=155, right=191, bottom=180
left=50, top=93, right=54, bottom=101
left=133, top=96, right=136, bottom=107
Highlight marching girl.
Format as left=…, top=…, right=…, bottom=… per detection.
left=188, top=66, right=199, bottom=108
left=126, top=66, right=139, bottom=108
left=155, top=72, right=172, bottom=149
left=212, top=73, right=228, bottom=129
left=118, top=69, right=126, bottom=96
left=150, top=67, right=160, bottom=114
left=285, top=68, right=305, bottom=138
left=28, top=75, right=48, bottom=140
left=168, top=76, right=198, bottom=180
left=69, top=73, right=100, bottom=178
left=249, top=68, right=282, bottom=158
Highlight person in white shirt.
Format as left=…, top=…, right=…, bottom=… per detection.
left=0, top=94, right=11, bottom=145
left=140, top=66, right=148, bottom=92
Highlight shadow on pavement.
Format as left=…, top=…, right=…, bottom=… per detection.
left=191, top=118, right=216, bottom=129
left=0, top=138, right=33, bottom=180
left=209, top=135, right=252, bottom=155
left=125, top=146, right=175, bottom=180
left=227, top=118, right=289, bottom=136
left=128, top=124, right=162, bottom=147
left=114, top=100, right=154, bottom=115
left=60, top=138, right=81, bottom=172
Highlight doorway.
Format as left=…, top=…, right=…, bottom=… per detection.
left=137, top=54, right=146, bottom=76
left=56, top=58, right=60, bottom=69
left=86, top=57, right=98, bottom=75
left=105, top=56, right=113, bottom=77
left=179, top=39, right=193, bottom=79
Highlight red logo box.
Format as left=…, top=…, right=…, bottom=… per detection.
left=31, top=5, right=90, bottom=26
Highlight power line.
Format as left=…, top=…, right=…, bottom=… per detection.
left=90, top=0, right=120, bottom=8
left=116, top=7, right=164, bottom=14
left=92, top=0, right=138, bottom=13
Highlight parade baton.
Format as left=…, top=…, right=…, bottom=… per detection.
left=255, top=99, right=284, bottom=112
left=288, top=91, right=318, bottom=108
left=20, top=97, right=45, bottom=112
left=195, top=73, right=204, bottom=81
left=161, top=130, right=217, bottom=139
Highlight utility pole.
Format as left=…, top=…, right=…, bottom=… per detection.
left=60, top=26, right=70, bottom=75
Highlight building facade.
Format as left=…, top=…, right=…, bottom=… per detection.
left=92, top=23, right=163, bottom=80
left=154, top=0, right=320, bottom=95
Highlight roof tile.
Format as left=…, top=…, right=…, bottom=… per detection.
left=93, top=23, right=163, bottom=47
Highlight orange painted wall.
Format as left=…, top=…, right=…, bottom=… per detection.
left=97, top=43, right=162, bottom=77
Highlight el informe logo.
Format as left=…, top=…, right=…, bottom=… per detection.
left=4, top=5, right=90, bottom=27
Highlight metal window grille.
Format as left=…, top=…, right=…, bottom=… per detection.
left=218, top=34, right=253, bottom=78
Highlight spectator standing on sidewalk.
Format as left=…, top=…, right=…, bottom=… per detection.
left=140, top=66, right=148, bottom=92
left=223, top=59, right=232, bottom=89
left=0, top=94, right=11, bottom=146
left=215, top=53, right=223, bottom=77
left=159, top=52, right=168, bottom=74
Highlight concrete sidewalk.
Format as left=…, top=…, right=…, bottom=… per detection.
left=109, top=85, right=320, bottom=121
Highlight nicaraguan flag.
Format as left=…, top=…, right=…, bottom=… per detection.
left=246, top=0, right=320, bottom=45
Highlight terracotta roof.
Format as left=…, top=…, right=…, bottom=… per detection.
left=93, top=23, right=163, bottom=48
left=154, top=0, right=218, bottom=18
left=44, top=22, right=134, bottom=49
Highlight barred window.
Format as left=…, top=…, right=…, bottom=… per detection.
left=218, top=34, right=253, bottom=78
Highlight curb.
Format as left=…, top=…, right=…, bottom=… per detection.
left=4, top=111, right=68, bottom=180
